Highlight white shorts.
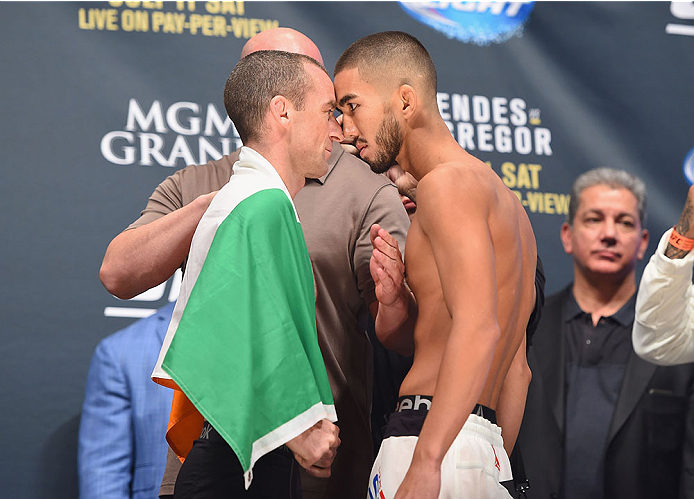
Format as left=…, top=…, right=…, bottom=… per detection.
left=367, top=408, right=512, bottom=499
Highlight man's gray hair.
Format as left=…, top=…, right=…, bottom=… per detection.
left=567, top=167, right=647, bottom=226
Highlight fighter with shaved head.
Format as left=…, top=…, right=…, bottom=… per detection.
left=334, top=31, right=537, bottom=499
left=100, top=28, right=410, bottom=499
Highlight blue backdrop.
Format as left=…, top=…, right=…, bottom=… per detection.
left=1, top=2, right=693, bottom=497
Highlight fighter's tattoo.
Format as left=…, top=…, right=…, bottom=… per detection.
left=665, top=196, right=694, bottom=259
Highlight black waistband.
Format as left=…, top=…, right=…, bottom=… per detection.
left=395, top=395, right=496, bottom=425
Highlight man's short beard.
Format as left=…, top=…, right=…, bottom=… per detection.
left=367, top=110, right=403, bottom=174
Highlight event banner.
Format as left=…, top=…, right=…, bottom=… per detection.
left=1, top=2, right=692, bottom=498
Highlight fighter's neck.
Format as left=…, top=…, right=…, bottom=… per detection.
left=397, top=120, right=468, bottom=181
left=245, top=142, right=305, bottom=199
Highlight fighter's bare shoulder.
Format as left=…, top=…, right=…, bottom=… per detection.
left=416, top=157, right=498, bottom=220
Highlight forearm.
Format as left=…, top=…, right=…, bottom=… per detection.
left=665, top=186, right=694, bottom=259
left=412, top=321, right=500, bottom=466
left=634, top=230, right=694, bottom=365
left=495, top=336, right=531, bottom=455
left=374, top=288, right=417, bottom=356
left=635, top=185, right=694, bottom=364
left=100, top=196, right=210, bottom=298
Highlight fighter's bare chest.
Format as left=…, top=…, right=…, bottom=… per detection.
left=404, top=217, right=441, bottom=300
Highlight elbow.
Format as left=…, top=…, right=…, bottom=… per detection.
left=490, top=324, right=502, bottom=345
left=631, top=331, right=650, bottom=359
left=479, top=324, right=502, bottom=352
left=507, top=345, right=532, bottom=388
left=452, top=318, right=502, bottom=354
left=518, top=359, right=532, bottom=389
left=632, top=340, right=673, bottom=367
left=631, top=322, right=664, bottom=364
left=99, top=262, right=136, bottom=300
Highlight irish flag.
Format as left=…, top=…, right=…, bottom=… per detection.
left=152, top=146, right=336, bottom=487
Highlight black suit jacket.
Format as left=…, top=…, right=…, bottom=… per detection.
left=516, top=286, right=694, bottom=499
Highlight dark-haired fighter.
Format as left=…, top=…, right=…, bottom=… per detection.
left=334, top=31, right=537, bottom=499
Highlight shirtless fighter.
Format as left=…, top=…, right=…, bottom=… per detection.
left=334, top=31, right=537, bottom=499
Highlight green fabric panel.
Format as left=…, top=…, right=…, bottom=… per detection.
left=162, top=188, right=333, bottom=471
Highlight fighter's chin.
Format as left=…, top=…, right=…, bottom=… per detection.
left=306, top=160, right=329, bottom=179
left=363, top=155, right=397, bottom=174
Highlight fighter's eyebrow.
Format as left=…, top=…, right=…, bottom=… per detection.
left=338, top=93, right=358, bottom=108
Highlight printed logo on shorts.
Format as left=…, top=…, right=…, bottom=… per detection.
left=368, top=468, right=386, bottom=499
left=492, top=444, right=501, bottom=472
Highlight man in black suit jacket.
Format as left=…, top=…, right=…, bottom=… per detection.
left=516, top=168, right=694, bottom=499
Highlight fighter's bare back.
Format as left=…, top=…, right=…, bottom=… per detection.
left=400, top=152, right=536, bottom=410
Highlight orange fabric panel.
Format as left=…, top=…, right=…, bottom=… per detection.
left=166, top=388, right=204, bottom=462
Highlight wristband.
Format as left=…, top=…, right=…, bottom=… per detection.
left=669, top=227, right=694, bottom=251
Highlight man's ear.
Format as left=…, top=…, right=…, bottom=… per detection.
left=269, top=95, right=291, bottom=128
left=637, top=228, right=650, bottom=260
left=398, top=84, right=417, bottom=119
left=560, top=222, right=573, bottom=255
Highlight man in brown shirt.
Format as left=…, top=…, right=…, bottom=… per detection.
left=100, top=28, right=410, bottom=499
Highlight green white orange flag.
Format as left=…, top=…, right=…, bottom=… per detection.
left=152, top=146, right=336, bottom=488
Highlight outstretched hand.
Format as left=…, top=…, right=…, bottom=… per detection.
left=370, top=224, right=406, bottom=307
left=286, top=419, right=341, bottom=478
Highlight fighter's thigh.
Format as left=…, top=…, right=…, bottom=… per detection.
left=366, top=436, right=417, bottom=498
left=440, top=435, right=511, bottom=499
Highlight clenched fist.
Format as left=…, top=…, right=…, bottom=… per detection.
left=286, top=419, right=341, bottom=478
